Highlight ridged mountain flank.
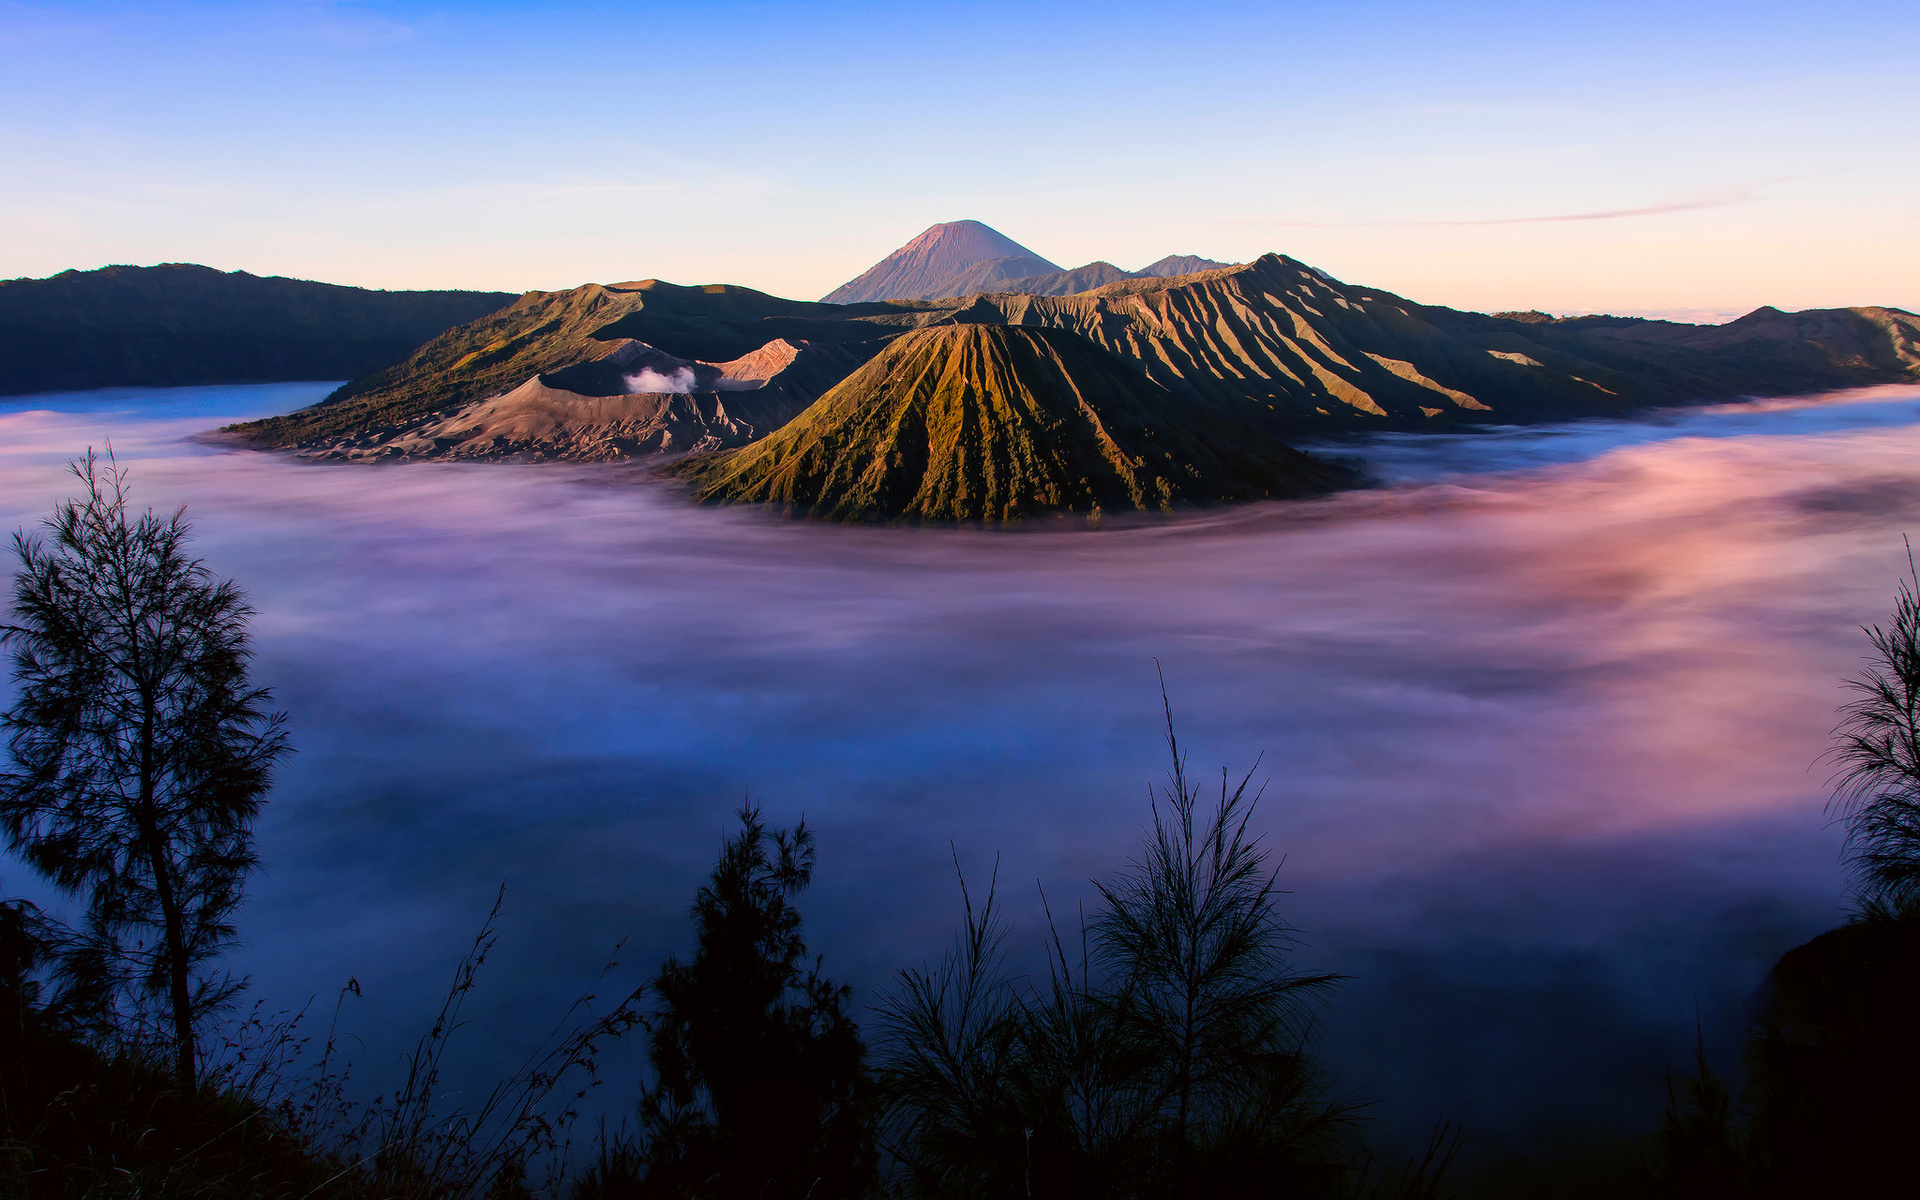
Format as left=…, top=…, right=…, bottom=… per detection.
left=822, top=221, right=1061, bottom=304
left=668, top=324, right=1351, bottom=523
left=917, top=255, right=1920, bottom=432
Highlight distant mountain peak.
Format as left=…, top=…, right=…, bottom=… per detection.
left=823, top=220, right=1060, bottom=304
left=1138, top=254, right=1231, bottom=278
left=889, top=220, right=1055, bottom=272
left=824, top=223, right=1242, bottom=304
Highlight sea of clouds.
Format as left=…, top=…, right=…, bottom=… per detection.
left=4, top=382, right=1920, bottom=1157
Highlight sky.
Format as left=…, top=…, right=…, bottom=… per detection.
left=1, top=0, right=1916, bottom=318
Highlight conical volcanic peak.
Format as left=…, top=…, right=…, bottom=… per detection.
left=822, top=220, right=1062, bottom=303
left=669, top=323, right=1351, bottom=523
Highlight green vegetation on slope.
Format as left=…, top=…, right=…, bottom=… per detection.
left=0, top=264, right=513, bottom=396
left=670, top=324, right=1351, bottom=522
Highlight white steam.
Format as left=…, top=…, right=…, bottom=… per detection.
left=623, top=366, right=700, bottom=394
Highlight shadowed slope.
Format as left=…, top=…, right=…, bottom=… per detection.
left=670, top=325, right=1351, bottom=523
left=969, top=255, right=1240, bottom=298
left=0, top=264, right=512, bottom=396
left=981, top=260, right=1140, bottom=297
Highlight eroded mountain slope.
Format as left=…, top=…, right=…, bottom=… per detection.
left=669, top=325, right=1351, bottom=522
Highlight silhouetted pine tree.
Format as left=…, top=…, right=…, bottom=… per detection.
left=0, top=450, right=288, bottom=1085
left=1831, top=542, right=1920, bottom=914
left=635, top=805, right=871, bottom=1199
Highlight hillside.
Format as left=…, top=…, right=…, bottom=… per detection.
left=668, top=325, right=1351, bottom=522
left=0, top=263, right=513, bottom=395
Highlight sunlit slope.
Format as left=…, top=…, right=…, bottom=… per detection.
left=671, top=325, right=1351, bottom=522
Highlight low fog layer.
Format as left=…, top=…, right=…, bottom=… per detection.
left=5, top=383, right=1919, bottom=1155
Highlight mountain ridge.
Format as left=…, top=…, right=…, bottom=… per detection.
left=821, top=220, right=1233, bottom=303
left=0, top=263, right=515, bottom=395
left=230, top=253, right=1920, bottom=467
left=822, top=221, right=1062, bottom=304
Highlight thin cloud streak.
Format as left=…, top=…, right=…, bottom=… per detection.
left=1246, top=190, right=1754, bottom=229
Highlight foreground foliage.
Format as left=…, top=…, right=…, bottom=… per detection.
left=1, top=452, right=290, bottom=1086
left=578, top=807, right=871, bottom=1199
left=1640, top=547, right=1920, bottom=1197
left=876, top=700, right=1372, bottom=1199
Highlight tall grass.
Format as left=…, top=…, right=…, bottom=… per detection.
left=294, top=886, right=648, bottom=1198
left=2, top=884, right=647, bottom=1200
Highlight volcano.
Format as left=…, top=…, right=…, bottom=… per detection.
left=822, top=221, right=1236, bottom=303
left=821, top=221, right=1061, bottom=304
left=668, top=324, right=1351, bottom=522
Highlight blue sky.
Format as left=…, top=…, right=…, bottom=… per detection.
left=2, top=0, right=1915, bottom=317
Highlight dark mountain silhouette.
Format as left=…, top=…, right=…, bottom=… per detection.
left=0, top=264, right=514, bottom=396
left=668, top=324, right=1350, bottom=522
